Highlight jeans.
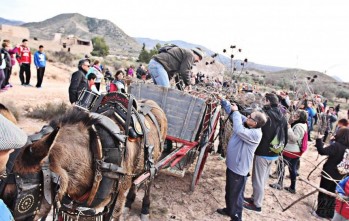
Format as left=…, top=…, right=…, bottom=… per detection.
left=277, top=156, right=299, bottom=189
left=225, top=168, right=247, bottom=221
left=36, top=67, right=45, bottom=87
left=19, top=63, right=31, bottom=85
left=148, top=59, right=170, bottom=87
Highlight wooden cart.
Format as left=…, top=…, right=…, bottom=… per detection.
left=130, top=83, right=221, bottom=191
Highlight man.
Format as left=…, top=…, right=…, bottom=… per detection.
left=17, top=39, right=32, bottom=86
left=244, top=93, right=288, bottom=212
left=34, top=45, right=47, bottom=88
left=0, top=114, right=28, bottom=220
left=148, top=46, right=204, bottom=88
left=68, top=58, right=90, bottom=104
left=217, top=97, right=267, bottom=221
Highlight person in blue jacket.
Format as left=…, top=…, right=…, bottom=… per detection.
left=305, top=100, right=316, bottom=141
left=33, top=45, right=46, bottom=88
left=216, top=97, right=267, bottom=221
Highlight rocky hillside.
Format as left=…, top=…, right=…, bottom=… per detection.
left=22, top=13, right=141, bottom=56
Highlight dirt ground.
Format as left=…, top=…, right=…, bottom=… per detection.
left=1, top=61, right=343, bottom=221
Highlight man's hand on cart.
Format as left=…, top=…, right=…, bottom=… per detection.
left=231, top=103, right=238, bottom=111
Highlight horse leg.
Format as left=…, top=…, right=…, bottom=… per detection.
left=140, top=181, right=152, bottom=221
left=122, top=184, right=136, bottom=220
left=112, top=176, right=132, bottom=221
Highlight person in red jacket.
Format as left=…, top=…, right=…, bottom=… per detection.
left=17, top=39, right=32, bottom=86
left=333, top=176, right=349, bottom=221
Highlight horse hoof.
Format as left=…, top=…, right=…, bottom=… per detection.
left=140, top=213, right=150, bottom=221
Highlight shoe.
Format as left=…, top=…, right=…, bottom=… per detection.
left=244, top=197, right=254, bottom=204
left=36, top=86, right=42, bottom=88
left=216, top=208, right=229, bottom=217
left=284, top=187, right=296, bottom=194
left=243, top=202, right=261, bottom=213
left=269, top=183, right=283, bottom=190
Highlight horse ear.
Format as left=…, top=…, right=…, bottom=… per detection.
left=29, top=127, right=60, bottom=160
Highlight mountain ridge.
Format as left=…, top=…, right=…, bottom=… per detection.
left=21, top=13, right=141, bottom=56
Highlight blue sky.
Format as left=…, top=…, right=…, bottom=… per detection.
left=2, top=0, right=349, bottom=81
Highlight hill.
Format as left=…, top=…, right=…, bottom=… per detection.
left=135, top=37, right=288, bottom=72
left=22, top=13, right=141, bottom=57
left=0, top=17, right=25, bottom=26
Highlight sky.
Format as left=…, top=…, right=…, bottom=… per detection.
left=2, top=0, right=349, bottom=81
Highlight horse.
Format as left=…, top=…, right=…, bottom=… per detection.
left=1, top=99, right=167, bottom=221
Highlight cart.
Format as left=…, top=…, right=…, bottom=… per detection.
left=129, top=83, right=221, bottom=191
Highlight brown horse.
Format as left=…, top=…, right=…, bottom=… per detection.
left=1, top=99, right=167, bottom=221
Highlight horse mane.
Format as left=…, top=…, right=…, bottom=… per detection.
left=49, top=107, right=99, bottom=128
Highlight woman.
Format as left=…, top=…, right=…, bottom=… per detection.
left=110, top=70, right=125, bottom=93
left=87, top=60, right=103, bottom=91
left=314, top=127, right=349, bottom=219
left=270, top=110, right=308, bottom=193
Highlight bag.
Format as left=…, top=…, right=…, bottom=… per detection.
left=300, top=131, right=308, bottom=153
left=337, top=149, right=349, bottom=175
left=158, top=44, right=177, bottom=54
left=269, top=126, right=285, bottom=154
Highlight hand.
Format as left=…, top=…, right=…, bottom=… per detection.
left=287, top=124, right=291, bottom=129
left=317, top=132, right=324, bottom=139
left=231, top=103, right=238, bottom=111
left=184, top=85, right=192, bottom=91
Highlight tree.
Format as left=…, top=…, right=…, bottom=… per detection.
left=91, top=36, right=109, bottom=57
left=138, top=43, right=162, bottom=63
left=336, top=90, right=349, bottom=103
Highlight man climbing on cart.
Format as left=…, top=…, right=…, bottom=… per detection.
left=148, top=45, right=204, bottom=89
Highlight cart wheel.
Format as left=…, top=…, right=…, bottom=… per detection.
left=190, top=106, right=221, bottom=191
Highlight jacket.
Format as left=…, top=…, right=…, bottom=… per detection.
left=306, top=107, right=316, bottom=131
left=254, top=105, right=288, bottom=157
left=87, top=65, right=103, bottom=83
left=34, top=51, right=46, bottom=68
left=0, top=48, right=11, bottom=70
left=17, top=45, right=31, bottom=64
left=222, top=100, right=263, bottom=176
left=335, top=176, right=349, bottom=219
left=68, top=68, right=87, bottom=104
left=283, top=123, right=307, bottom=158
left=152, top=47, right=195, bottom=86
left=8, top=47, right=18, bottom=66
left=315, top=138, right=347, bottom=180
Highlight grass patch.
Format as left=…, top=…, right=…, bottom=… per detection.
left=26, top=102, right=68, bottom=121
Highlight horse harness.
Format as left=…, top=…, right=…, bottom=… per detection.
left=58, top=93, right=163, bottom=220
left=0, top=126, right=55, bottom=221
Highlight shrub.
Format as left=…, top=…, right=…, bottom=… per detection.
left=46, top=51, right=77, bottom=66
left=26, top=102, right=68, bottom=121
left=91, top=37, right=109, bottom=57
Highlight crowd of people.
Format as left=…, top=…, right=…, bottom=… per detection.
left=3, top=42, right=349, bottom=221
left=215, top=89, right=349, bottom=221
left=0, top=39, right=47, bottom=92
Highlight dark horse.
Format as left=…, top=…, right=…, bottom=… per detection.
left=1, top=99, right=167, bottom=221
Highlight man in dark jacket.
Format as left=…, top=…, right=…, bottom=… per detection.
left=148, top=47, right=204, bottom=88
left=244, top=93, right=288, bottom=212
left=68, top=59, right=90, bottom=104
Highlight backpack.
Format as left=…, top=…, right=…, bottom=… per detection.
left=158, top=44, right=177, bottom=54
left=338, top=149, right=349, bottom=175
left=269, top=125, right=286, bottom=154
left=297, top=125, right=308, bottom=155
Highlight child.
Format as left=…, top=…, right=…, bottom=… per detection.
left=87, top=73, right=101, bottom=95
left=110, top=70, right=125, bottom=93
left=333, top=176, right=349, bottom=221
